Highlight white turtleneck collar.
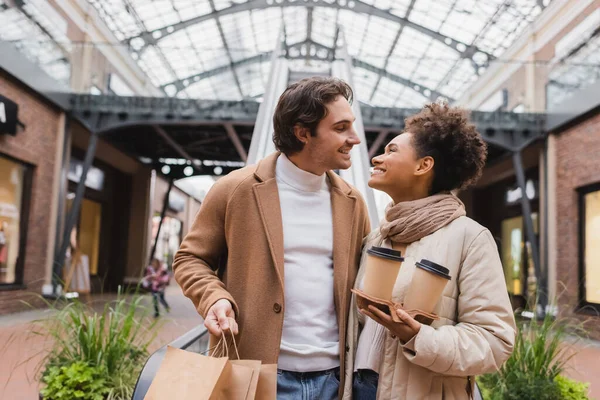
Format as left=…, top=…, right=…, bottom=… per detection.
left=276, top=153, right=327, bottom=193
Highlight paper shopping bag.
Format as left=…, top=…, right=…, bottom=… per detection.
left=144, top=346, right=231, bottom=400
left=225, top=360, right=262, bottom=400
left=255, top=364, right=277, bottom=399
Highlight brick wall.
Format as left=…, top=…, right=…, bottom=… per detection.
left=0, top=72, right=61, bottom=314
left=555, top=111, right=600, bottom=339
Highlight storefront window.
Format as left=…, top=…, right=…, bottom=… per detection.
left=501, top=216, right=524, bottom=295
left=582, top=188, right=600, bottom=305
left=151, top=214, right=182, bottom=270
left=500, top=213, right=539, bottom=297
left=66, top=195, right=102, bottom=276
left=0, top=155, right=26, bottom=285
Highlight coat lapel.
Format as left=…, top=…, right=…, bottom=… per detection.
left=253, top=153, right=285, bottom=289
left=329, top=179, right=357, bottom=331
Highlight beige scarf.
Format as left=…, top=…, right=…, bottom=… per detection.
left=379, top=193, right=466, bottom=243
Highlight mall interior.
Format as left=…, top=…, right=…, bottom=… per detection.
left=0, top=0, right=599, bottom=398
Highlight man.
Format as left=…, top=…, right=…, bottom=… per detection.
left=173, top=77, right=371, bottom=399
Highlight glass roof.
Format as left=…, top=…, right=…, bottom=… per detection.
left=0, top=0, right=71, bottom=85
left=547, top=33, right=600, bottom=110
left=1, top=0, right=550, bottom=107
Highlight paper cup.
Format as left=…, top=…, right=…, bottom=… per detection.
left=403, top=259, right=451, bottom=313
left=362, top=246, right=404, bottom=300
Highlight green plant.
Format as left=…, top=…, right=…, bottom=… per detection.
left=478, top=310, right=588, bottom=400
left=40, top=361, right=110, bottom=400
left=35, top=289, right=160, bottom=400
left=555, top=375, right=590, bottom=400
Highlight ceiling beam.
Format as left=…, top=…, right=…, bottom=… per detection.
left=353, top=58, right=454, bottom=103
left=126, top=0, right=492, bottom=62
left=160, top=40, right=453, bottom=102
left=224, top=123, right=248, bottom=162
left=153, top=125, right=200, bottom=172
left=186, top=136, right=232, bottom=149
left=207, top=0, right=245, bottom=99
left=306, top=7, right=313, bottom=63
left=161, top=53, right=271, bottom=93
left=369, top=0, right=417, bottom=102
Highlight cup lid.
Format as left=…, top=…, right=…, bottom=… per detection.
left=367, top=246, right=403, bottom=262
left=415, top=259, right=451, bottom=280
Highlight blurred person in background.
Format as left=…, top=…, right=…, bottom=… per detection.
left=145, top=258, right=171, bottom=318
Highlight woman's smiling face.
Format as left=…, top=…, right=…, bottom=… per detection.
left=368, top=133, right=432, bottom=202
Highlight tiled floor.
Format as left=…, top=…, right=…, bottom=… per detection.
left=1, top=286, right=599, bottom=399
left=563, top=337, right=600, bottom=399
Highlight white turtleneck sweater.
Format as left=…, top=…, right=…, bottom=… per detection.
left=276, top=154, right=339, bottom=372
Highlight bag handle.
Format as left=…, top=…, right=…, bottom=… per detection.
left=207, top=321, right=240, bottom=360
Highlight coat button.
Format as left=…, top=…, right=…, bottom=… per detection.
left=273, top=303, right=282, bottom=313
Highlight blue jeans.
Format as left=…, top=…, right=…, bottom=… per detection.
left=277, top=367, right=340, bottom=400
left=353, top=369, right=379, bottom=400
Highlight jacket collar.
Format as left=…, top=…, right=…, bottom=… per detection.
left=254, top=151, right=354, bottom=196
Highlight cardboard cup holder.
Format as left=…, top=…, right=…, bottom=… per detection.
left=351, top=288, right=439, bottom=326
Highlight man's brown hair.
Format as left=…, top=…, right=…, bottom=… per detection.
left=405, top=102, right=488, bottom=194
left=272, top=77, right=353, bottom=155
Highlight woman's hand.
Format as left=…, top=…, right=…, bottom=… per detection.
left=361, top=305, right=422, bottom=343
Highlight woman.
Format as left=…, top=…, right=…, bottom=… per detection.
left=344, top=103, right=516, bottom=399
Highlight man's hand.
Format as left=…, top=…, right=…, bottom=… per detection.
left=360, top=305, right=421, bottom=344
left=205, top=299, right=238, bottom=337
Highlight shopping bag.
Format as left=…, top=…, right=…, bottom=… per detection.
left=214, top=327, right=277, bottom=400
left=210, top=330, right=257, bottom=400
left=144, top=346, right=231, bottom=400
left=255, top=364, right=278, bottom=399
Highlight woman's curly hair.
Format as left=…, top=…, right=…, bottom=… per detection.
left=405, top=102, right=487, bottom=194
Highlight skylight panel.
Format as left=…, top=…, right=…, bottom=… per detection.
left=212, top=0, right=238, bottom=12
left=88, top=0, right=141, bottom=40
left=387, top=0, right=414, bottom=19
left=440, top=7, right=483, bottom=45
left=208, top=70, right=242, bottom=100
left=282, top=7, right=307, bottom=44
left=357, top=16, right=398, bottom=69
left=251, top=8, right=282, bottom=53
left=405, top=39, right=459, bottom=90
left=371, top=77, right=407, bottom=108
left=409, top=0, right=453, bottom=32
left=237, top=63, right=265, bottom=98
left=173, top=1, right=212, bottom=19
left=312, top=8, right=337, bottom=46
left=139, top=46, right=176, bottom=86
left=184, top=77, right=218, bottom=99
left=439, top=59, right=477, bottom=97
left=220, top=11, right=256, bottom=62
left=0, top=6, right=70, bottom=84
left=351, top=68, right=379, bottom=102
left=338, top=10, right=371, bottom=58
left=394, top=87, right=430, bottom=108
left=386, top=26, right=434, bottom=79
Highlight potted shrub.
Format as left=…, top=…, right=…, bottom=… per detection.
left=34, top=289, right=159, bottom=400
left=478, top=309, right=591, bottom=400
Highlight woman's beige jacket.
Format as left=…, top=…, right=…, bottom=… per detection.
left=343, top=216, right=516, bottom=400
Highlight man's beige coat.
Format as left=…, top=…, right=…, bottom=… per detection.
left=343, top=216, right=516, bottom=400
left=173, top=152, right=370, bottom=394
